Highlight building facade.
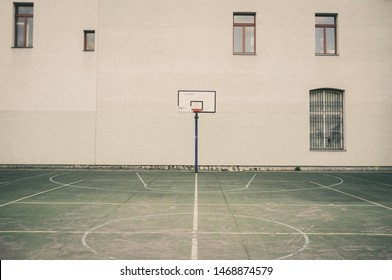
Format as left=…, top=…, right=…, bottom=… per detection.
left=0, top=0, right=391, bottom=167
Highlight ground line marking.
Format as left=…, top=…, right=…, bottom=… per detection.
left=14, top=201, right=379, bottom=207
left=340, top=174, right=392, bottom=187
left=225, top=174, right=257, bottom=192
left=136, top=172, right=172, bottom=192
left=310, top=175, right=392, bottom=211
left=80, top=212, right=310, bottom=260
left=0, top=178, right=84, bottom=208
left=0, top=171, right=56, bottom=186
left=2, top=230, right=391, bottom=237
left=136, top=172, right=147, bottom=188
left=191, top=173, right=198, bottom=260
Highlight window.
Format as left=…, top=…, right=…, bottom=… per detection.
left=84, top=30, right=95, bottom=51
left=233, top=13, right=256, bottom=54
left=310, top=88, right=344, bottom=150
left=315, top=14, right=337, bottom=55
left=14, top=3, right=34, bottom=48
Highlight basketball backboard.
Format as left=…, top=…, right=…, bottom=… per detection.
left=177, top=90, right=216, bottom=113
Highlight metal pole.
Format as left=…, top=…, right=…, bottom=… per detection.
left=194, top=112, right=199, bottom=173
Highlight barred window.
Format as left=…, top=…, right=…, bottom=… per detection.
left=310, top=88, right=344, bottom=150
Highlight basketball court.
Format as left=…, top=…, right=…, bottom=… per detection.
left=1, top=168, right=391, bottom=260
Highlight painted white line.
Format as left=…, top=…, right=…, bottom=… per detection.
left=223, top=174, right=257, bottom=192
left=136, top=172, right=171, bottom=192
left=49, top=173, right=71, bottom=185
left=0, top=171, right=56, bottom=185
left=310, top=175, right=392, bottom=211
left=197, top=231, right=392, bottom=237
left=136, top=172, right=147, bottom=187
left=269, top=219, right=310, bottom=260
left=229, top=186, right=325, bottom=194
left=80, top=212, right=310, bottom=260
left=0, top=179, right=84, bottom=208
left=15, top=201, right=379, bottom=208
left=244, top=174, right=257, bottom=190
left=0, top=230, right=85, bottom=234
left=3, top=230, right=391, bottom=237
left=16, top=201, right=124, bottom=205
left=191, top=173, right=198, bottom=260
left=310, top=174, right=344, bottom=188
left=376, top=173, right=392, bottom=178
left=340, top=174, right=392, bottom=187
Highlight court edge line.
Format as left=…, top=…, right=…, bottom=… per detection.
left=0, top=178, right=84, bottom=208
left=14, top=201, right=380, bottom=207
left=191, top=173, right=198, bottom=260
left=2, top=230, right=391, bottom=237
left=310, top=175, right=392, bottom=211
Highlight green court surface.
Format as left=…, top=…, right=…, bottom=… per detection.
left=0, top=169, right=391, bottom=260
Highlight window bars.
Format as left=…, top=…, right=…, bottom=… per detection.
left=310, top=88, right=344, bottom=150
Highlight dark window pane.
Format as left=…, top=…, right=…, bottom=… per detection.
left=85, top=31, right=95, bottom=51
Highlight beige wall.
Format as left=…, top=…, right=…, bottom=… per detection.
left=1, top=0, right=391, bottom=166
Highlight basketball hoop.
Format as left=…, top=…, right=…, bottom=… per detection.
left=192, top=108, right=203, bottom=113
left=177, top=90, right=216, bottom=173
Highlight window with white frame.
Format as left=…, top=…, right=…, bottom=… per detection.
left=310, top=88, right=344, bottom=150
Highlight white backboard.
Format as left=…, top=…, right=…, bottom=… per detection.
left=177, top=90, right=216, bottom=113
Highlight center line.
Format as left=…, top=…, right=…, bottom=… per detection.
left=191, top=173, right=198, bottom=260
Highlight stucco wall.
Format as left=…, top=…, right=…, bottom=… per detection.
left=1, top=0, right=391, bottom=166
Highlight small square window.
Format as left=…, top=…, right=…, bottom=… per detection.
left=84, top=30, right=95, bottom=51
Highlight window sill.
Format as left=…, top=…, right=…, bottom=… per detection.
left=315, top=53, right=339, bottom=56
left=12, top=47, right=33, bottom=49
left=310, top=149, right=347, bottom=152
left=233, top=52, right=257, bottom=56
left=83, top=50, right=95, bottom=52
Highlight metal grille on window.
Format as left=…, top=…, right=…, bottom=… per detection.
left=310, top=89, right=344, bottom=150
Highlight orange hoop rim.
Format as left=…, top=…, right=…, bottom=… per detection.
left=192, top=108, right=203, bottom=113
